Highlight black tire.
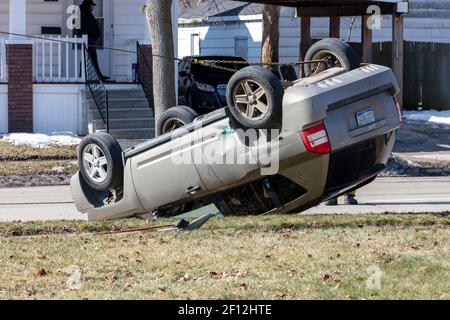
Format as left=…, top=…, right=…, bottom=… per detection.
left=226, top=66, right=284, bottom=129
left=304, top=38, right=360, bottom=75
left=157, top=106, right=199, bottom=136
left=78, top=132, right=123, bottom=191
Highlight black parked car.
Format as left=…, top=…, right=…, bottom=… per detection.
left=178, top=56, right=249, bottom=115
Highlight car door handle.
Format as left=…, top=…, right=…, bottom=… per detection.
left=185, top=186, right=202, bottom=196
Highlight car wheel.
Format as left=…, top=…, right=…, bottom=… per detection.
left=304, top=38, right=360, bottom=76
left=157, top=106, right=199, bottom=136
left=226, top=66, right=284, bottom=129
left=78, top=132, right=124, bottom=191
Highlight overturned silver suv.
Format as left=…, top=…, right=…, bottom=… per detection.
left=71, top=39, right=402, bottom=221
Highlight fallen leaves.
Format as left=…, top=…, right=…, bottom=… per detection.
left=287, top=269, right=298, bottom=277
left=36, top=268, right=47, bottom=277
left=239, top=283, right=249, bottom=291
left=209, top=271, right=249, bottom=281
left=177, top=273, right=191, bottom=282
left=322, top=274, right=333, bottom=282
left=24, top=288, right=36, bottom=297
left=322, top=273, right=341, bottom=290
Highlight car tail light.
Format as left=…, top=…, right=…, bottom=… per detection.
left=393, top=96, right=403, bottom=123
left=300, top=123, right=331, bottom=154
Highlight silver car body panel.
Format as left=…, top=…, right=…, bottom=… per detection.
left=71, top=64, right=401, bottom=220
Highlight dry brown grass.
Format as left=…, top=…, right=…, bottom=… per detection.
left=0, top=141, right=77, bottom=161
left=0, top=160, right=78, bottom=176
left=0, top=141, right=78, bottom=177
left=0, top=214, right=448, bottom=300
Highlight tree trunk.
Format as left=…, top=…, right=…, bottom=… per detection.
left=144, top=0, right=176, bottom=121
left=261, top=5, right=280, bottom=65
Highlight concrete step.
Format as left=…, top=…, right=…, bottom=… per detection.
left=85, top=87, right=155, bottom=139
left=90, top=107, right=154, bottom=120
left=100, top=128, right=156, bottom=140
left=86, top=98, right=150, bottom=110
left=94, top=118, right=155, bottom=130
left=85, top=89, right=146, bottom=100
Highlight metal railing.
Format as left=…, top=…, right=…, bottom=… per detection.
left=136, top=42, right=154, bottom=116
left=84, top=45, right=109, bottom=132
left=0, top=38, right=6, bottom=82
left=33, top=35, right=87, bottom=83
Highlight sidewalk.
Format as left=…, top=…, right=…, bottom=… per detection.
left=1, top=177, right=449, bottom=222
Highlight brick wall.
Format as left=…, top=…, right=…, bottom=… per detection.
left=7, top=44, right=33, bottom=133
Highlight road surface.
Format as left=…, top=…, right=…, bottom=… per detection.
left=0, top=177, right=449, bottom=222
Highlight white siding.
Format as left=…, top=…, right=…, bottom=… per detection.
left=26, top=0, right=63, bottom=36
left=279, top=1, right=450, bottom=62
left=33, top=84, right=84, bottom=134
left=113, top=0, right=147, bottom=81
left=0, top=0, right=8, bottom=39
left=179, top=19, right=263, bottom=60
left=0, top=84, right=7, bottom=134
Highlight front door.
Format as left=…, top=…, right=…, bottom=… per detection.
left=73, top=0, right=113, bottom=78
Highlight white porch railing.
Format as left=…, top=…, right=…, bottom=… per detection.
left=33, top=35, right=88, bottom=83
left=0, top=38, right=6, bottom=82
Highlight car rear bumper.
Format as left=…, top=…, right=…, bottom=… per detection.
left=323, top=131, right=395, bottom=197
left=279, top=130, right=396, bottom=214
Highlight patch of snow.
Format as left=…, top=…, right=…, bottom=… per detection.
left=403, top=110, right=450, bottom=126
left=1, top=132, right=81, bottom=149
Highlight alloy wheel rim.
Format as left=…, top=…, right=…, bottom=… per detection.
left=233, top=80, right=269, bottom=120
left=82, top=144, right=108, bottom=183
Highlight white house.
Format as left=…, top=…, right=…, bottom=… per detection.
left=179, top=0, right=450, bottom=61
left=0, top=0, right=178, bottom=138
left=178, top=0, right=450, bottom=110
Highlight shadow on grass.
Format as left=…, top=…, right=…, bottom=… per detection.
left=214, top=213, right=450, bottom=232
left=0, top=213, right=448, bottom=238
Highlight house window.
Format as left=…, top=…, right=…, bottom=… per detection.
left=235, top=36, right=248, bottom=60
left=190, top=34, right=200, bottom=56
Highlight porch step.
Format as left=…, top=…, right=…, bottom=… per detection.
left=91, top=108, right=154, bottom=120
left=108, top=128, right=156, bottom=140
left=86, top=89, right=147, bottom=100
left=93, top=118, right=155, bottom=130
left=85, top=87, right=156, bottom=140
left=86, top=98, right=151, bottom=110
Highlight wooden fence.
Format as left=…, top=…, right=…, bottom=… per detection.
left=371, top=41, right=450, bottom=111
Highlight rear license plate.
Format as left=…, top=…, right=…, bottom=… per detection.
left=356, top=108, right=375, bottom=127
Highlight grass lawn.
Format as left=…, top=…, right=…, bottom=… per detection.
left=0, top=141, right=77, bottom=176
left=0, top=214, right=448, bottom=300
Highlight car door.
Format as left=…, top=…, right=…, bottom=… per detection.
left=192, top=117, right=259, bottom=190
left=129, top=130, right=207, bottom=212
